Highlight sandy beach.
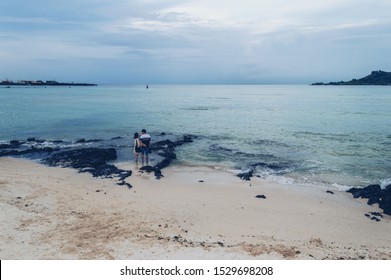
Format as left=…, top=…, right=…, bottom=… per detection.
left=1, top=157, right=390, bottom=260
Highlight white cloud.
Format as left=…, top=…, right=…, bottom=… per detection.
left=1, top=0, right=391, bottom=83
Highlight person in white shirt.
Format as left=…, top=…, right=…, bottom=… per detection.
left=139, top=129, right=151, bottom=166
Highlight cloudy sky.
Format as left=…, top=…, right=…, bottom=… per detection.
left=1, top=0, right=390, bottom=84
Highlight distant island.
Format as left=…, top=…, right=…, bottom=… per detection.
left=312, top=70, right=391, bottom=85
left=0, top=79, right=97, bottom=87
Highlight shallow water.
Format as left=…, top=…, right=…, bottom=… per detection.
left=1, top=84, right=390, bottom=189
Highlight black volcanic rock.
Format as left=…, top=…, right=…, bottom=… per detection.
left=44, top=148, right=117, bottom=168
left=0, top=140, right=133, bottom=187
left=347, top=184, right=391, bottom=216
left=43, top=148, right=132, bottom=185
left=0, top=147, right=55, bottom=157
left=148, top=135, right=197, bottom=179
left=0, top=138, right=59, bottom=156
left=0, top=134, right=198, bottom=187
left=379, top=186, right=391, bottom=215
left=347, top=184, right=382, bottom=199
left=236, top=160, right=289, bottom=181
left=139, top=165, right=154, bottom=173
left=0, top=140, right=26, bottom=149
left=237, top=168, right=254, bottom=181
left=312, top=70, right=391, bottom=85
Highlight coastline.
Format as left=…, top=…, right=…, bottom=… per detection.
left=1, top=157, right=390, bottom=260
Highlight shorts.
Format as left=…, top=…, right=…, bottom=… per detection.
left=140, top=147, right=150, bottom=155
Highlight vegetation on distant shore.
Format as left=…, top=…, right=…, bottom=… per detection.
left=312, top=70, right=391, bottom=85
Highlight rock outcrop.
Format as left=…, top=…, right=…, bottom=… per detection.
left=312, top=70, right=391, bottom=85
left=347, top=184, right=391, bottom=216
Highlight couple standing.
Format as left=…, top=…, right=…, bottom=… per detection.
left=133, top=129, right=151, bottom=166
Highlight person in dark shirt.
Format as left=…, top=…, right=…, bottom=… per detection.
left=133, top=132, right=141, bottom=164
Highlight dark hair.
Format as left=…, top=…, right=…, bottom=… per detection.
left=134, top=132, right=139, bottom=139
left=141, top=129, right=146, bottom=133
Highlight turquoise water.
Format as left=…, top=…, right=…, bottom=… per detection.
left=1, top=85, right=390, bottom=189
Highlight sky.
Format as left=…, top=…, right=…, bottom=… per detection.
left=1, top=0, right=391, bottom=84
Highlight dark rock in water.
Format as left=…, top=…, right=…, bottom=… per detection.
left=1, top=138, right=133, bottom=188
left=76, top=138, right=102, bottom=143
left=326, top=191, right=335, bottom=195
left=255, top=195, right=267, bottom=199
left=25, top=138, right=45, bottom=143
left=43, top=148, right=132, bottom=184
left=379, top=185, right=391, bottom=215
left=157, top=150, right=176, bottom=160
left=0, top=140, right=25, bottom=149
left=367, top=197, right=380, bottom=205
left=348, top=184, right=391, bottom=216
left=0, top=144, right=10, bottom=149
left=236, top=159, right=290, bottom=181
left=2, top=133, right=197, bottom=183
left=0, top=149, right=20, bottom=156
left=211, top=145, right=233, bottom=153
left=183, top=135, right=194, bottom=142
left=155, top=157, right=174, bottom=170
left=0, top=147, right=55, bottom=157
left=347, top=184, right=381, bottom=199
left=44, top=148, right=117, bottom=168
left=237, top=168, right=254, bottom=181
left=153, top=139, right=174, bottom=150
left=0, top=144, right=14, bottom=149
left=252, top=162, right=281, bottom=170
left=145, top=134, right=197, bottom=179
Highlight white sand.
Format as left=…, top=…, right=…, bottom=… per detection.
left=1, top=157, right=390, bottom=259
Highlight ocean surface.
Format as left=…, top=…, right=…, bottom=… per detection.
left=1, top=85, right=390, bottom=190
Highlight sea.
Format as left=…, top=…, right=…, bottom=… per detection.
left=1, top=84, right=390, bottom=191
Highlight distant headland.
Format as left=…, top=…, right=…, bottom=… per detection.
left=312, top=70, right=391, bottom=86
left=0, top=79, right=97, bottom=87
